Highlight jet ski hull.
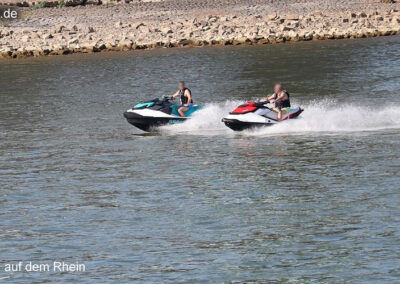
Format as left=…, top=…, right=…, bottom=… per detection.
left=124, top=110, right=186, bottom=132
left=222, top=118, right=275, bottom=131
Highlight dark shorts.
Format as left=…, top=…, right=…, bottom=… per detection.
left=181, top=103, right=193, bottom=109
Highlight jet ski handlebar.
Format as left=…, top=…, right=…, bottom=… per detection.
left=254, top=100, right=270, bottom=107
left=162, top=95, right=174, bottom=101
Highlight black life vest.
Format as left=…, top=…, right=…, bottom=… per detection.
left=273, top=90, right=290, bottom=109
left=179, top=88, right=193, bottom=105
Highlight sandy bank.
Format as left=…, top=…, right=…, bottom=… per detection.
left=1, top=0, right=400, bottom=59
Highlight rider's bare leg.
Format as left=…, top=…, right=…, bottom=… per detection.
left=278, top=110, right=286, bottom=121
left=178, top=106, right=188, bottom=117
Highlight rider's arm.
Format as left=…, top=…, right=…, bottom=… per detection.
left=185, top=89, right=192, bottom=105
left=171, top=91, right=179, bottom=98
left=265, top=93, right=275, bottom=101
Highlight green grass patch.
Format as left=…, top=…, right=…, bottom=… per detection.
left=57, top=0, right=66, bottom=8
left=0, top=20, right=10, bottom=27
left=33, top=1, right=48, bottom=8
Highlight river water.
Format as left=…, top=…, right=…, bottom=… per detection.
left=1, top=36, right=400, bottom=283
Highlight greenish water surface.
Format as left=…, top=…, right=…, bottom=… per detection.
left=1, top=36, right=400, bottom=283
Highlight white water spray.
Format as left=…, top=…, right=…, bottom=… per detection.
left=159, top=100, right=241, bottom=135
left=160, top=99, right=400, bottom=136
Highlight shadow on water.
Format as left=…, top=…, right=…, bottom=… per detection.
left=132, top=132, right=161, bottom=137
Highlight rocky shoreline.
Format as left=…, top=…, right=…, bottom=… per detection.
left=1, top=0, right=400, bottom=59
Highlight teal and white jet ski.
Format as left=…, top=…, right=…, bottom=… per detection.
left=124, top=96, right=202, bottom=132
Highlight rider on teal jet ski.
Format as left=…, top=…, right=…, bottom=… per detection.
left=171, top=81, right=193, bottom=117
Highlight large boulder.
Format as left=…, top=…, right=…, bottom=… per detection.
left=119, top=39, right=133, bottom=49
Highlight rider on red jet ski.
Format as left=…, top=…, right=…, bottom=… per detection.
left=264, top=84, right=291, bottom=121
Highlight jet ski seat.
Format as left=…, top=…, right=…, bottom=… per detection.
left=171, top=105, right=202, bottom=117
left=261, top=109, right=279, bottom=120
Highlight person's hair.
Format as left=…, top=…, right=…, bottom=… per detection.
left=179, top=81, right=185, bottom=85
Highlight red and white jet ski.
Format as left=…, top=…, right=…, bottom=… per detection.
left=222, top=101, right=303, bottom=131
